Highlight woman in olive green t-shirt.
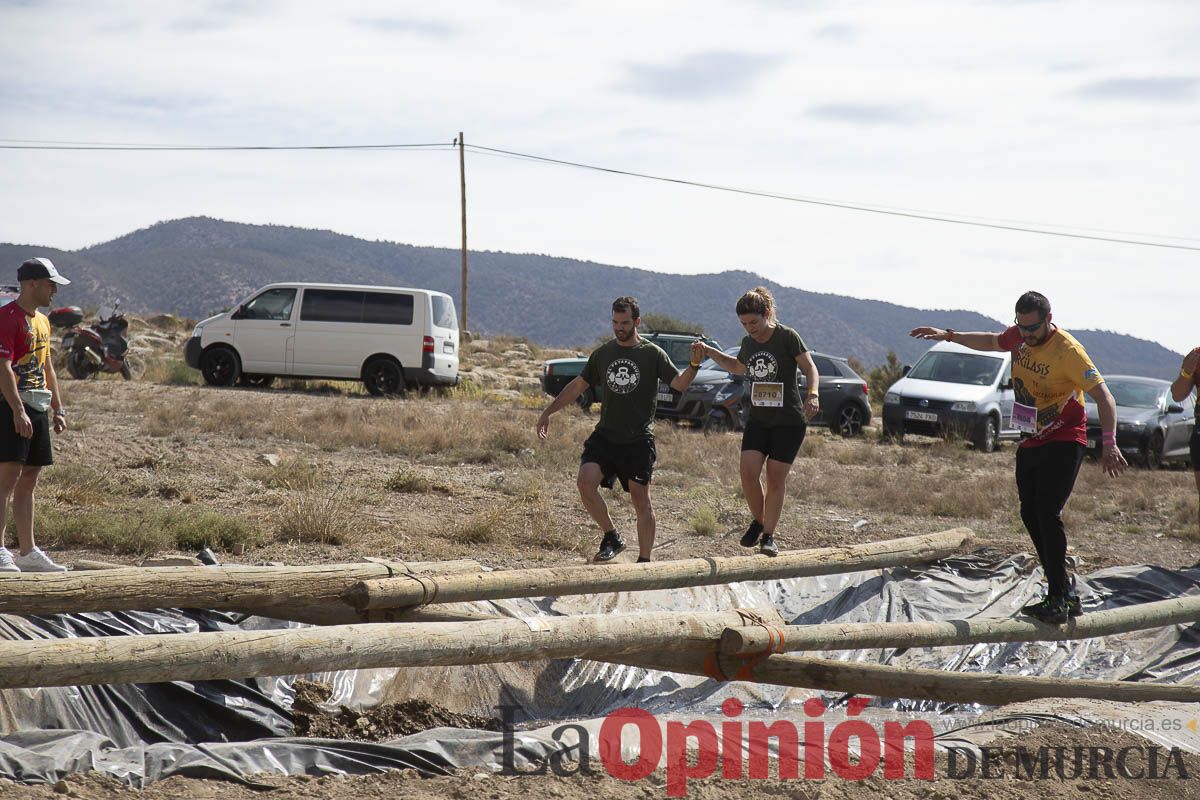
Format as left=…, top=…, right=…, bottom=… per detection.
left=695, top=287, right=820, bottom=556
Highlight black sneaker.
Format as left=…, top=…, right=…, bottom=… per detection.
left=596, top=532, right=626, bottom=562
left=1022, top=595, right=1069, bottom=625
left=759, top=534, right=779, bottom=557
left=740, top=520, right=764, bottom=548
left=1066, top=593, right=1083, bottom=618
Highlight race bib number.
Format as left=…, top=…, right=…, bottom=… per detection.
left=1011, top=401, right=1037, bottom=434
left=751, top=382, right=784, bottom=408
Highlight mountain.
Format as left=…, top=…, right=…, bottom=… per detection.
left=0, top=217, right=1182, bottom=377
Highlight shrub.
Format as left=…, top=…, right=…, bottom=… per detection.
left=689, top=506, right=719, bottom=536
left=274, top=486, right=369, bottom=545
left=386, top=468, right=454, bottom=495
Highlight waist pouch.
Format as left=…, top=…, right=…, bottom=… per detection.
left=18, top=389, right=53, bottom=413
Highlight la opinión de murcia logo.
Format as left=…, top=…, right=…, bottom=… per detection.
left=498, top=698, right=1190, bottom=797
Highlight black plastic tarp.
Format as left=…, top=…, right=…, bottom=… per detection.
left=1, top=552, right=1198, bottom=787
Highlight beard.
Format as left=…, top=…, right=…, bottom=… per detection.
left=614, top=328, right=634, bottom=342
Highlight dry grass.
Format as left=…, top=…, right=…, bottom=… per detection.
left=273, top=484, right=372, bottom=546
left=456, top=495, right=582, bottom=552
left=37, top=505, right=260, bottom=555
left=386, top=468, right=455, bottom=495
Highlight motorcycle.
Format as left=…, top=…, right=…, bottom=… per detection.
left=50, top=302, right=144, bottom=380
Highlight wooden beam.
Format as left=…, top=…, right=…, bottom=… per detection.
left=0, top=559, right=481, bottom=618
left=0, top=609, right=782, bottom=690
left=721, top=594, right=1200, bottom=654
left=350, top=529, right=973, bottom=611
left=607, top=652, right=1200, bottom=704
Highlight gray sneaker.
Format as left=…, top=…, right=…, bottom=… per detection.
left=13, top=547, right=66, bottom=573
left=0, top=547, right=18, bottom=573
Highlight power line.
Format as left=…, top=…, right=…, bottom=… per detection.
left=0, top=139, right=452, bottom=151
left=463, top=144, right=1200, bottom=253
left=3, top=135, right=1196, bottom=251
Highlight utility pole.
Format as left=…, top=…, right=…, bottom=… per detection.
left=457, top=131, right=468, bottom=332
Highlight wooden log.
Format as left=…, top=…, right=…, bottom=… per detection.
left=0, top=609, right=781, bottom=690
left=350, top=529, right=973, bottom=611
left=606, top=652, right=1200, bottom=704
left=721, top=593, right=1200, bottom=654
left=0, top=559, right=481, bottom=618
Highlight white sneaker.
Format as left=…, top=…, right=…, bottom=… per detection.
left=0, top=547, right=18, bottom=573
left=13, top=547, right=66, bottom=573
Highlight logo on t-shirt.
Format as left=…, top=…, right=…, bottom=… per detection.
left=1084, top=368, right=1099, bottom=383
left=746, top=352, right=778, bottom=381
left=606, top=359, right=641, bottom=394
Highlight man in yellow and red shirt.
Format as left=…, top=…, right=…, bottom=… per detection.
left=911, top=290, right=1126, bottom=625
left=1170, top=345, right=1200, bottom=540
left=0, top=258, right=70, bottom=573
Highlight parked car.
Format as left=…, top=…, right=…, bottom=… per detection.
left=882, top=340, right=1018, bottom=452
left=185, top=283, right=459, bottom=394
left=540, top=330, right=720, bottom=409
left=664, top=347, right=872, bottom=436
left=1084, top=375, right=1195, bottom=468
left=656, top=346, right=744, bottom=432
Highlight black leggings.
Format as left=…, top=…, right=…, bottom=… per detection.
left=1015, top=441, right=1085, bottom=598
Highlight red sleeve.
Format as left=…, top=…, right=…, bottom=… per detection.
left=0, top=309, right=18, bottom=361
left=996, top=326, right=1023, bottom=354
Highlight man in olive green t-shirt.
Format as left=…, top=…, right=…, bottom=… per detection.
left=537, top=296, right=704, bottom=563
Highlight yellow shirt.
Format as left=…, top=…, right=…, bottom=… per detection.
left=1000, top=325, right=1103, bottom=446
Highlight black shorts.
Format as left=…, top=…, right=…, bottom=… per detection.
left=1191, top=426, right=1200, bottom=472
left=0, top=404, right=53, bottom=467
left=741, top=420, right=806, bottom=464
left=581, top=432, right=656, bottom=492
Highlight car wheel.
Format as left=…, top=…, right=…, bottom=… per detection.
left=239, top=374, right=275, bottom=389
left=973, top=415, right=999, bottom=453
left=1143, top=431, right=1164, bottom=470
left=363, top=357, right=405, bottom=396
left=200, top=347, right=240, bottom=387
left=835, top=403, right=865, bottom=437
left=576, top=387, right=595, bottom=411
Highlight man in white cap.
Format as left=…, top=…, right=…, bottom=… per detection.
left=0, top=258, right=70, bottom=572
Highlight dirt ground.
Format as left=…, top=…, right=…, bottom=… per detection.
left=8, top=331, right=1200, bottom=798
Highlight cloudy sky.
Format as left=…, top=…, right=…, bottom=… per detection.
left=2, top=0, right=1197, bottom=354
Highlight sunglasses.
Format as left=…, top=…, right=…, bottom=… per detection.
left=1014, top=317, right=1045, bottom=334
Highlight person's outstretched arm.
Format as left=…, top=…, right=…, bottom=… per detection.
left=695, top=342, right=747, bottom=375
left=910, top=327, right=1004, bottom=352
left=1171, top=346, right=1200, bottom=402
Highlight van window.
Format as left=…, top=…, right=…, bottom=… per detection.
left=242, top=288, right=296, bottom=321
left=431, top=295, right=457, bottom=329
left=908, top=352, right=1003, bottom=386
left=363, top=292, right=414, bottom=325
left=301, top=289, right=413, bottom=325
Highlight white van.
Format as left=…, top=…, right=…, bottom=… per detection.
left=881, top=340, right=1019, bottom=452
left=184, top=283, right=459, bottom=395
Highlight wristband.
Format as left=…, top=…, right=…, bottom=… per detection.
left=945, top=329, right=955, bottom=343
left=689, top=361, right=701, bottom=369
left=1182, top=369, right=1195, bottom=380
left=1102, top=431, right=1116, bottom=447
left=807, top=392, right=819, bottom=400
